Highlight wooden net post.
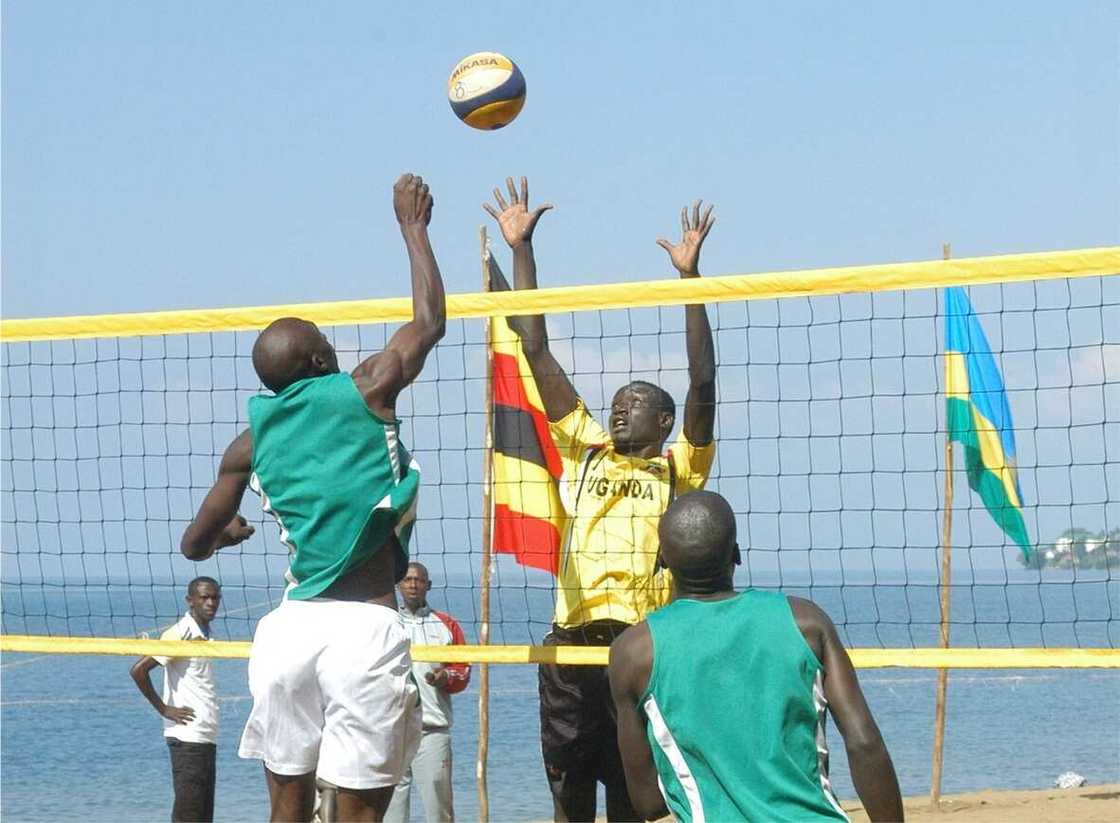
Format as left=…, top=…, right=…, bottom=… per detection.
left=930, top=242, right=954, bottom=810
left=477, top=226, right=494, bottom=822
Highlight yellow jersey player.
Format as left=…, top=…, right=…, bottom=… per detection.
left=485, top=178, right=718, bottom=822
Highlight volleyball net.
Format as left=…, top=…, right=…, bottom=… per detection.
left=2, top=247, right=1119, bottom=667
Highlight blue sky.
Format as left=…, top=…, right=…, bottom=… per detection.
left=4, top=1, right=1117, bottom=317
left=2, top=2, right=1118, bottom=620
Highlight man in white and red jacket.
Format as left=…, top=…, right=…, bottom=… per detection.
left=385, top=562, right=471, bottom=823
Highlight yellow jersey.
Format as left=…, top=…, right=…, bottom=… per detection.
left=550, top=403, right=715, bottom=627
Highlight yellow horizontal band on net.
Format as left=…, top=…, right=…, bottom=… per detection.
left=2, top=636, right=1118, bottom=668
left=2, top=247, right=1117, bottom=342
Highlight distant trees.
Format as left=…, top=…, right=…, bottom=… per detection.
left=1019, top=527, right=1120, bottom=570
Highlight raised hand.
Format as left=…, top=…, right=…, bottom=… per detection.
left=393, top=173, right=434, bottom=228
left=483, top=176, right=553, bottom=248
left=162, top=704, right=196, bottom=725
left=657, top=200, right=715, bottom=278
left=217, top=514, right=254, bottom=549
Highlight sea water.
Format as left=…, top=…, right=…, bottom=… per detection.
left=2, top=580, right=1118, bottom=822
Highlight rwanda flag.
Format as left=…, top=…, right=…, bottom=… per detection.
left=487, top=251, right=566, bottom=574
left=945, top=286, right=1031, bottom=557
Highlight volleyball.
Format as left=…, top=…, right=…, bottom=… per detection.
left=447, top=51, right=526, bottom=130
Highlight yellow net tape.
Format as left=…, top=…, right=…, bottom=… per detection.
left=2, top=247, right=1117, bottom=342
left=1, top=636, right=1118, bottom=668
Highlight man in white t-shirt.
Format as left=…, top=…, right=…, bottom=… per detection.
left=131, top=577, right=222, bottom=822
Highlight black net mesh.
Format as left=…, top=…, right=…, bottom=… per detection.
left=2, top=275, right=1118, bottom=648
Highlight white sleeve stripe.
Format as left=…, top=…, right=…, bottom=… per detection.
left=643, top=694, right=705, bottom=823
left=813, top=670, right=850, bottom=821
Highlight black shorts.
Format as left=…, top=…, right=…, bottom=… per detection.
left=537, top=621, right=630, bottom=782
left=166, top=739, right=216, bottom=822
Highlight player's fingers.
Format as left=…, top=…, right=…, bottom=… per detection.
left=492, top=187, right=508, bottom=210
left=521, top=176, right=529, bottom=205
left=483, top=203, right=500, bottom=220
left=656, top=238, right=673, bottom=253
left=531, top=204, right=554, bottom=220
left=700, top=214, right=716, bottom=241
left=692, top=200, right=702, bottom=230
left=680, top=206, right=689, bottom=234
left=700, top=204, right=714, bottom=231
left=506, top=176, right=518, bottom=204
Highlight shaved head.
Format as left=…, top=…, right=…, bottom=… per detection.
left=252, top=317, right=339, bottom=393
left=658, top=491, right=738, bottom=578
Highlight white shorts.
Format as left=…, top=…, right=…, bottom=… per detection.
left=238, top=599, right=421, bottom=790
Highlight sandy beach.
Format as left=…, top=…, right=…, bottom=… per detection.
left=844, top=783, right=1120, bottom=822
left=556, top=783, right=1120, bottom=822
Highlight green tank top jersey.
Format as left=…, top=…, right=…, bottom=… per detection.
left=247, top=373, right=420, bottom=600
left=642, top=590, right=848, bottom=823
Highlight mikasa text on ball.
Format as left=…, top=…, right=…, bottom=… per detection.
left=448, top=52, right=526, bottom=130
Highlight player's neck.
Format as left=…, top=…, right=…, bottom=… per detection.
left=613, top=441, right=664, bottom=460
left=673, top=574, right=736, bottom=601
left=189, top=609, right=211, bottom=632
left=676, top=589, right=736, bottom=602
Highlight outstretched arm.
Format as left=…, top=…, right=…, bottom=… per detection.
left=353, top=173, right=447, bottom=418
left=180, top=430, right=255, bottom=561
left=791, top=597, right=904, bottom=822
left=657, top=201, right=716, bottom=446
left=484, top=176, right=579, bottom=422
left=608, top=624, right=669, bottom=821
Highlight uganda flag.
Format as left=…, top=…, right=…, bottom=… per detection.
left=488, top=252, right=565, bottom=574
left=945, top=286, right=1031, bottom=558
